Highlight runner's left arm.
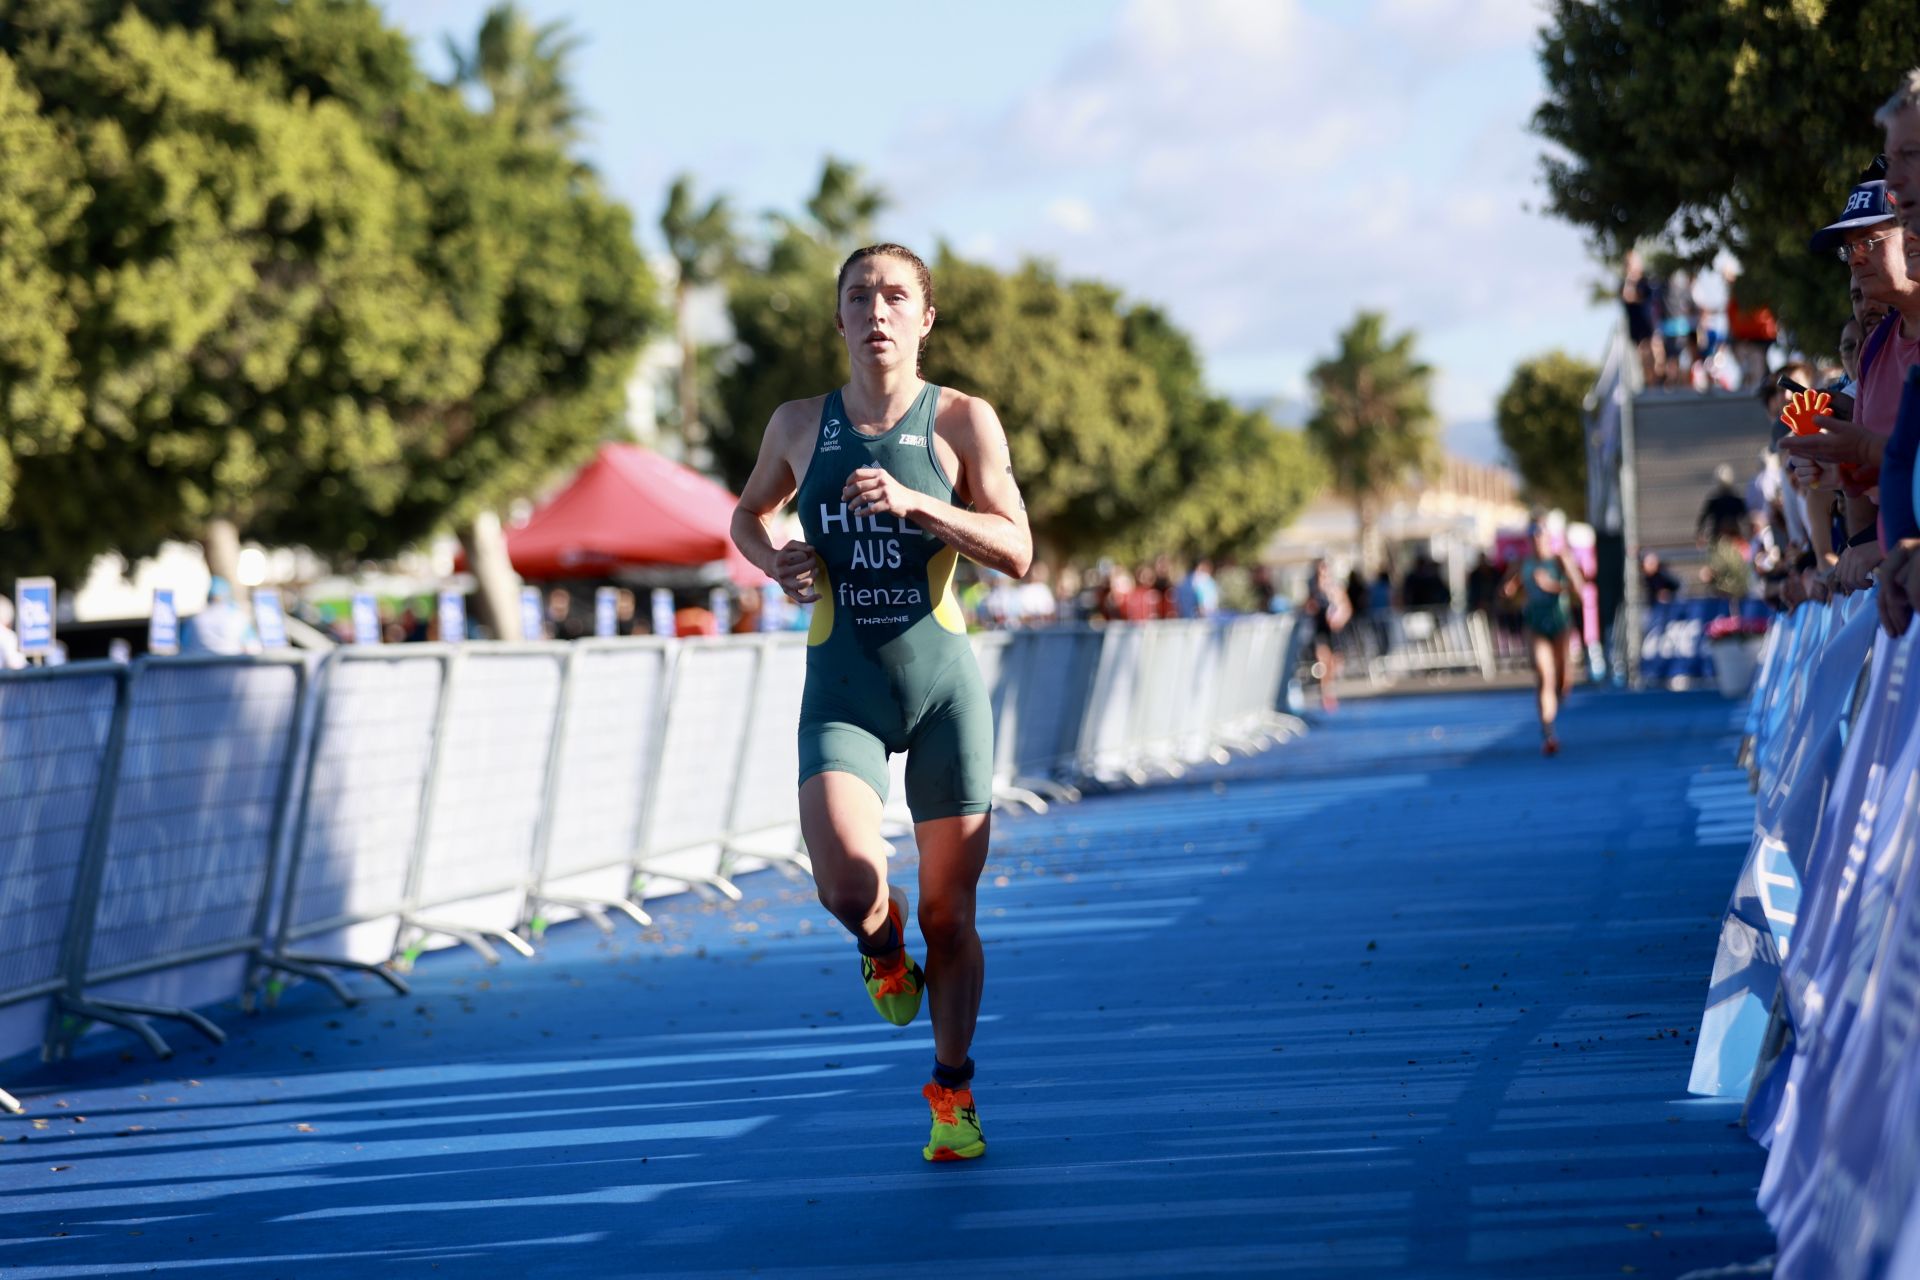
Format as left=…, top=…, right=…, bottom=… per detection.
left=840, top=397, right=1033, bottom=578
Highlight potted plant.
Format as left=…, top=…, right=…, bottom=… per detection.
left=1706, top=612, right=1770, bottom=698
left=1697, top=538, right=1762, bottom=696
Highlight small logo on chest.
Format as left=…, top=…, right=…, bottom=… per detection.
left=898, top=433, right=926, bottom=447
left=820, top=419, right=842, bottom=452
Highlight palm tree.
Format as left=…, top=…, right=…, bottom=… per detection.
left=660, top=176, right=736, bottom=449
left=1305, top=311, right=1438, bottom=567
left=805, top=157, right=887, bottom=248
left=443, top=2, right=586, bottom=638
left=445, top=3, right=584, bottom=145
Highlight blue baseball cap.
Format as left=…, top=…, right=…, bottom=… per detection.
left=1810, top=175, right=1897, bottom=254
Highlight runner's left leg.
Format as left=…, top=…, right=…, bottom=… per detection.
left=1529, top=631, right=1559, bottom=737
left=915, top=812, right=991, bottom=1070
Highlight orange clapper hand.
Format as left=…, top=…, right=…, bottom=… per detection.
left=1780, top=389, right=1832, bottom=436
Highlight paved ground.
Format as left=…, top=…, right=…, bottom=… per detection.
left=0, top=689, right=1774, bottom=1278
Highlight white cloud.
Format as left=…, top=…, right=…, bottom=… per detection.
left=883, top=0, right=1606, bottom=431
left=1044, top=197, right=1098, bottom=235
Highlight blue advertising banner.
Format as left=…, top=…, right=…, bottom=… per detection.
left=148, top=588, right=179, bottom=656
left=351, top=592, right=381, bottom=646
left=519, top=586, right=543, bottom=641
left=1641, top=598, right=1774, bottom=684
left=651, top=588, right=674, bottom=638
left=595, top=586, right=617, bottom=638
left=14, top=577, right=54, bottom=657
left=760, top=583, right=785, bottom=632
left=438, top=589, right=466, bottom=644
left=1689, top=600, right=1877, bottom=1100
left=252, top=587, right=288, bottom=649
left=709, top=586, right=731, bottom=635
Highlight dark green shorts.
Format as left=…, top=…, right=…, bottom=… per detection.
left=798, top=649, right=995, bottom=823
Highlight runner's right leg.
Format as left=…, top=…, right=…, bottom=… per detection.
left=800, top=772, right=924, bottom=1025
left=1529, top=631, right=1560, bottom=752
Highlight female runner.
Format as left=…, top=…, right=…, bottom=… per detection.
left=732, top=245, right=1032, bottom=1161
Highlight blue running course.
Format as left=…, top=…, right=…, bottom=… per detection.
left=0, top=690, right=1774, bottom=1278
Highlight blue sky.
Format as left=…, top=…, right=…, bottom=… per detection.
left=392, top=0, right=1611, bottom=462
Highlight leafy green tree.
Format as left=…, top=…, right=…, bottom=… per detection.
left=1112, top=306, right=1323, bottom=561
left=0, top=7, right=483, bottom=584
left=919, top=259, right=1174, bottom=561
left=0, top=54, right=85, bottom=529
left=1305, top=311, right=1438, bottom=563
left=1495, top=351, right=1597, bottom=519
left=661, top=175, right=737, bottom=449
left=0, top=0, right=659, bottom=628
left=1534, top=0, right=1920, bottom=351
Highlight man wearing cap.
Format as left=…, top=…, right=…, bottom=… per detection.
left=1780, top=164, right=1920, bottom=591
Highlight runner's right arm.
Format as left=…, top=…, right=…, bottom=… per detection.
left=732, top=402, right=821, bottom=604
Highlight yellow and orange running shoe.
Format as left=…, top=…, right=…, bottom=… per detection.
left=861, top=887, right=924, bottom=1027
left=922, top=1081, right=986, bottom=1162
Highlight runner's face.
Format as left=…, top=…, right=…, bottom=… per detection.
left=836, top=261, right=933, bottom=373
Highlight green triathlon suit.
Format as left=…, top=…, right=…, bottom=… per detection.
left=1520, top=556, right=1571, bottom=638
left=795, top=383, right=994, bottom=820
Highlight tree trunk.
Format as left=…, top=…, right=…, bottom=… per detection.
left=677, top=282, right=699, bottom=448
left=462, top=509, right=523, bottom=641
left=1352, top=497, right=1372, bottom=573
left=202, top=517, right=243, bottom=596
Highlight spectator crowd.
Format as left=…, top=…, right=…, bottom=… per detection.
left=1747, top=75, right=1920, bottom=639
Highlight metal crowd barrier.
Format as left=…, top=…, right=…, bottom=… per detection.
left=528, top=639, right=674, bottom=933
left=1697, top=593, right=1920, bottom=1277
left=1334, top=608, right=1498, bottom=684
left=51, top=654, right=309, bottom=1061
left=405, top=645, right=568, bottom=962
left=722, top=636, right=810, bottom=882
left=637, top=636, right=766, bottom=900
left=0, top=614, right=1309, bottom=1098
left=0, top=663, right=126, bottom=1112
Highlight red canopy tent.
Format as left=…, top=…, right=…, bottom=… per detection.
left=481, top=443, right=769, bottom=586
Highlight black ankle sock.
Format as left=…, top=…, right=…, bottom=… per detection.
left=931, top=1056, right=974, bottom=1089
left=856, top=915, right=901, bottom=958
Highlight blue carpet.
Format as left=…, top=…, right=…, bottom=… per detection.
left=0, top=689, right=1775, bottom=1278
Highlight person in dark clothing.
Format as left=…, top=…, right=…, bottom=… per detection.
left=1697, top=466, right=1750, bottom=546
left=1402, top=554, right=1451, bottom=610
left=1621, top=249, right=1663, bottom=387
left=1344, top=569, right=1371, bottom=626
left=1640, top=550, right=1680, bottom=604
left=1465, top=554, right=1502, bottom=614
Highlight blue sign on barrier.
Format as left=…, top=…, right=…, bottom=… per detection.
left=14, top=577, right=54, bottom=657
left=148, top=589, right=179, bottom=656
left=519, top=586, right=544, bottom=641
left=438, top=589, right=466, bottom=643
left=709, top=586, right=731, bottom=635
left=252, top=587, right=288, bottom=649
left=1641, top=598, right=1774, bottom=684
left=351, top=592, right=381, bottom=646
left=595, top=586, right=618, bottom=638
left=651, top=588, right=675, bottom=638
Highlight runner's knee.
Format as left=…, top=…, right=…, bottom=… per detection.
left=917, top=896, right=975, bottom=952
left=817, top=876, right=883, bottom=927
